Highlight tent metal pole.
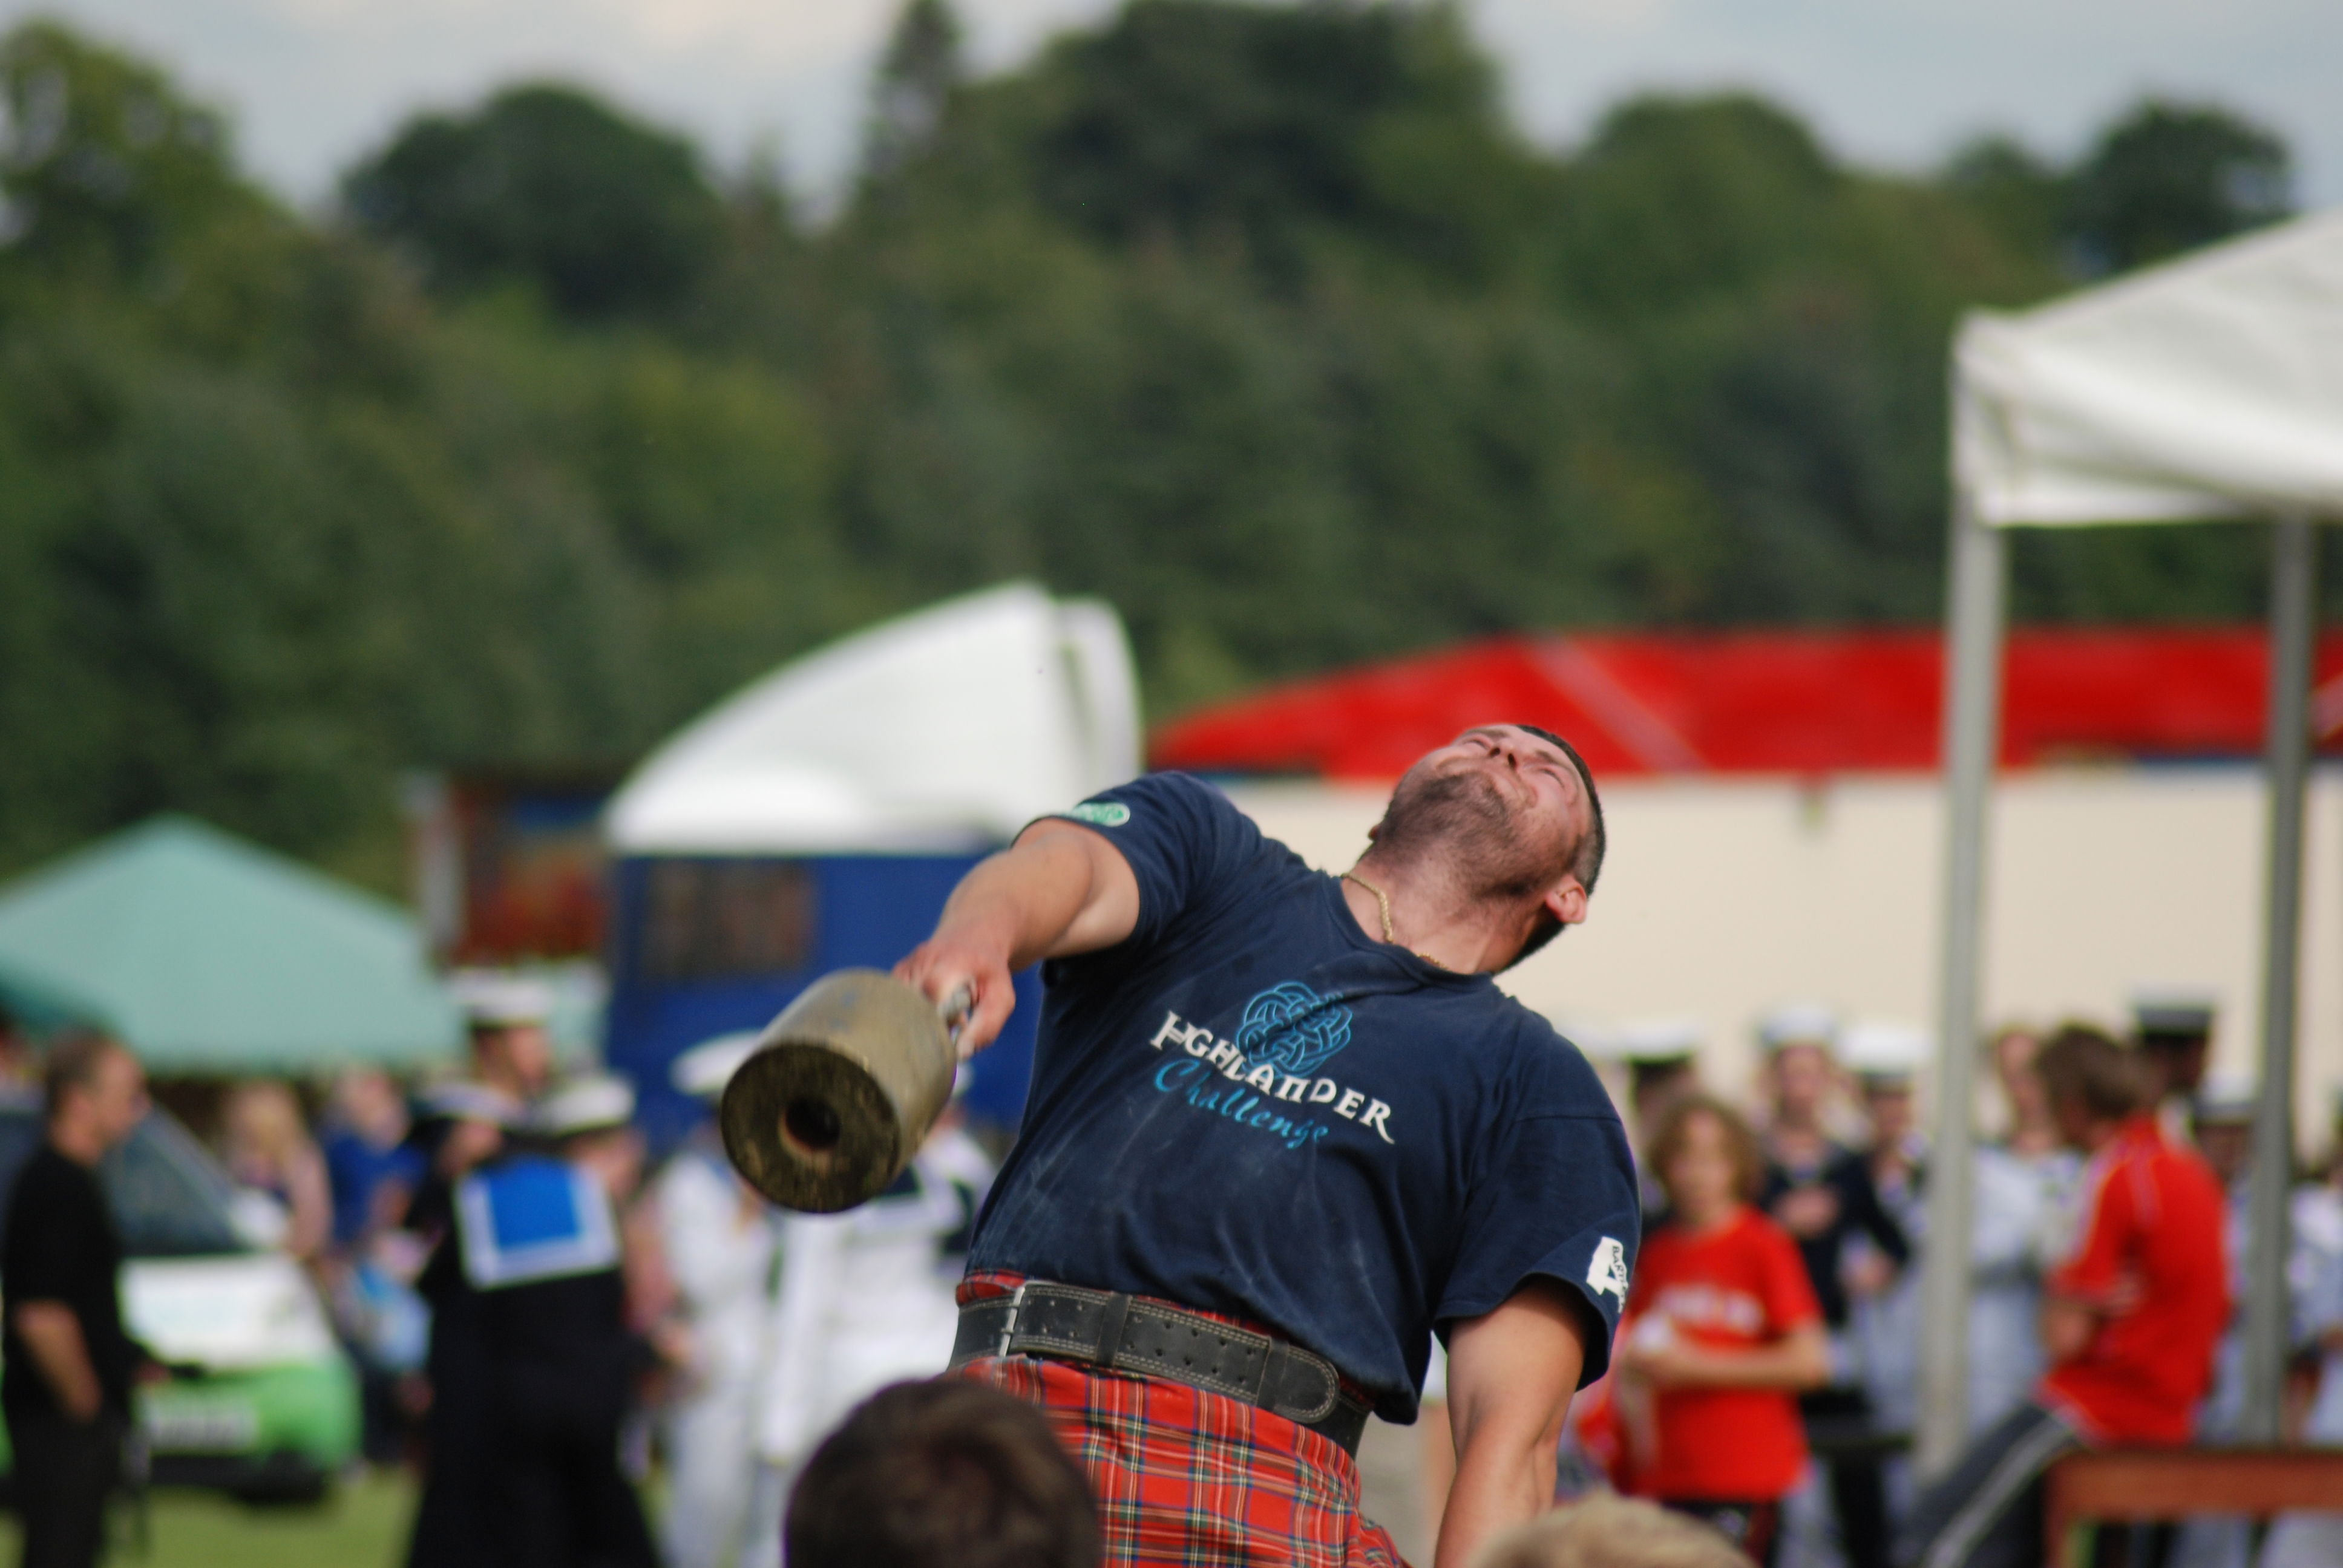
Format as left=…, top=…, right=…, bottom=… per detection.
left=2242, top=516, right=2318, bottom=1443
left=1919, top=489, right=2006, bottom=1477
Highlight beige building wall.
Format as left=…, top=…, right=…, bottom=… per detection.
left=1224, top=765, right=2343, bottom=1153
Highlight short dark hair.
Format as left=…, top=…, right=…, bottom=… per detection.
left=2035, top=1024, right=2148, bottom=1123
left=1507, top=724, right=1606, bottom=968
left=786, top=1380, right=1099, bottom=1568
left=43, top=1032, right=123, bottom=1125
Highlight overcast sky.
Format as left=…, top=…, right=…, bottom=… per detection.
left=10, top=0, right=2337, bottom=214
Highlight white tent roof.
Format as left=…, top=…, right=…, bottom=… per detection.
left=606, top=583, right=1141, bottom=855
left=1955, top=209, right=2343, bottom=528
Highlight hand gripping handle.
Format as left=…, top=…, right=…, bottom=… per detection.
left=940, top=983, right=976, bottom=1059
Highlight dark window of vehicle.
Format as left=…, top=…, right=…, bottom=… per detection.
left=638, top=860, right=817, bottom=981
left=0, top=1107, right=243, bottom=1258
left=100, top=1117, right=244, bottom=1257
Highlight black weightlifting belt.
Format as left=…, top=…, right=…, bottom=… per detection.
left=950, top=1280, right=1374, bottom=1457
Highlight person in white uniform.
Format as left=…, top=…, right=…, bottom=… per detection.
left=654, top=1033, right=780, bottom=1568
left=2171, top=1079, right=2343, bottom=1568
left=2165, top=1074, right=2260, bottom=1568
left=1841, top=1021, right=1927, bottom=1530
left=1843, top=1023, right=2085, bottom=1546
left=2261, top=1105, right=2343, bottom=1568
left=1965, top=1026, right=2082, bottom=1439
left=738, top=1097, right=996, bottom=1568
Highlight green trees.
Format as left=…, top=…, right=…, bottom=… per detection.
left=0, top=21, right=261, bottom=283
left=867, top=0, right=966, bottom=180
left=2066, top=101, right=2293, bottom=275
left=343, top=85, right=727, bottom=319
left=1007, top=0, right=1537, bottom=284
left=1941, top=100, right=2294, bottom=279
left=0, top=4, right=2318, bottom=884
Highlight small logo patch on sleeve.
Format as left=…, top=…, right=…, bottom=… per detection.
left=1587, top=1236, right=1630, bottom=1305
left=1067, top=800, right=1132, bottom=827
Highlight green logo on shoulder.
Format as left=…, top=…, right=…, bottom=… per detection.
left=1067, top=800, right=1131, bottom=828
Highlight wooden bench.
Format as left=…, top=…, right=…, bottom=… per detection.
left=2045, top=1447, right=2343, bottom=1566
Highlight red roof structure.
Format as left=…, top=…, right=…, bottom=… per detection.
left=1149, top=628, right=2343, bottom=780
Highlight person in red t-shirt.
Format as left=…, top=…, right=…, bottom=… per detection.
left=1898, top=1025, right=2229, bottom=1568
left=1613, top=1094, right=1831, bottom=1566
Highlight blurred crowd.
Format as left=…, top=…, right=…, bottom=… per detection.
left=0, top=983, right=996, bottom=1568
left=4, top=981, right=2342, bottom=1568
left=1555, top=999, right=2343, bottom=1568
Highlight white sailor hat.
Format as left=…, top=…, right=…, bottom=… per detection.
left=453, top=970, right=555, bottom=1030
left=671, top=1031, right=762, bottom=1099
left=2193, top=1070, right=2258, bottom=1124
left=1759, top=1004, right=1838, bottom=1053
left=2131, top=990, right=2217, bottom=1039
left=1840, top=1021, right=1929, bottom=1086
left=1608, top=1019, right=1705, bottom=1068
left=416, top=1080, right=528, bottom=1126
left=533, top=1074, right=636, bottom=1137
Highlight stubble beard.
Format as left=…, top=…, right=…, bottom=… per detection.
left=1368, top=764, right=1571, bottom=903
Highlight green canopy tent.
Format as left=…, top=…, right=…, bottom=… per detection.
left=0, top=816, right=460, bottom=1073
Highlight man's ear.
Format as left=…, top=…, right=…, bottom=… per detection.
left=1545, top=878, right=1588, bottom=928
left=1365, top=820, right=1381, bottom=843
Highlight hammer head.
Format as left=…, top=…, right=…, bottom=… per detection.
left=718, top=969, right=957, bottom=1214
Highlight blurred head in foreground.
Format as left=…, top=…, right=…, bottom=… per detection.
left=787, top=1380, right=1099, bottom=1568
left=1473, top=1494, right=1752, bottom=1568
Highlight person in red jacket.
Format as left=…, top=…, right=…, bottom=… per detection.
left=1613, top=1094, right=1832, bottom=1566
left=1897, top=1024, right=2229, bottom=1568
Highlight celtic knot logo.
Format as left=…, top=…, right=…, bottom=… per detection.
left=1233, top=982, right=1354, bottom=1079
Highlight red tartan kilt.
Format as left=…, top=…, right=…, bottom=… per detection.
left=950, top=1353, right=1410, bottom=1568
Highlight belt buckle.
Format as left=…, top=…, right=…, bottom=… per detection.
left=997, top=1281, right=1029, bottom=1359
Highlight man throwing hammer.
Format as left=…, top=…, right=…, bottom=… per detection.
left=897, top=725, right=1641, bottom=1568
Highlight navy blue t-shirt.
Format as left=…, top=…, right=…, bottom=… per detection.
left=966, top=773, right=1641, bottom=1422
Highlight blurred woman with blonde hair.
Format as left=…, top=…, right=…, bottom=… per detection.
left=221, top=1079, right=332, bottom=1262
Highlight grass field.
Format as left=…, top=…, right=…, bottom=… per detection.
left=0, top=1473, right=415, bottom=1568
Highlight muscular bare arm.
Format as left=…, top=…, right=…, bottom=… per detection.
left=12, top=1301, right=102, bottom=1422
left=894, top=820, right=1139, bottom=1054
left=1437, top=1279, right=1591, bottom=1568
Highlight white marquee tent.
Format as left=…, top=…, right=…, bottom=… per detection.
left=606, top=582, right=1140, bottom=855
left=1919, top=210, right=2343, bottom=1468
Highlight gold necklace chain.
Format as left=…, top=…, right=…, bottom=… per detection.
left=1340, top=871, right=1450, bottom=972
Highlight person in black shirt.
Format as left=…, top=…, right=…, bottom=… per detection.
left=1758, top=1012, right=1907, bottom=1568
left=2, top=1034, right=153, bottom=1568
